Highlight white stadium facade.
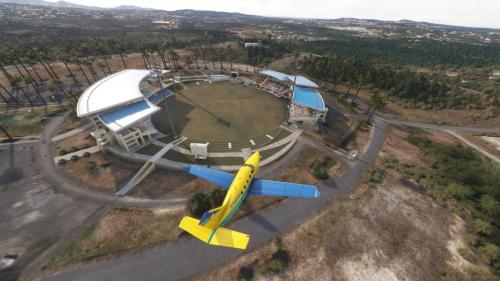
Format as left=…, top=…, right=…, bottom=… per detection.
left=77, top=68, right=327, bottom=152
left=76, top=69, right=170, bottom=151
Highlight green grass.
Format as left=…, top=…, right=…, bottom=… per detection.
left=261, top=144, right=288, bottom=160
left=151, top=81, right=287, bottom=142
left=161, top=149, right=244, bottom=166
left=136, top=143, right=163, bottom=156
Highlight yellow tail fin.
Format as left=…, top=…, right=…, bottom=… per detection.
left=179, top=216, right=250, bottom=250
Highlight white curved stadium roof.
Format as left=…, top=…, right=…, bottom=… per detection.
left=77, top=69, right=152, bottom=117
left=99, top=100, right=160, bottom=132
left=259, top=70, right=319, bottom=88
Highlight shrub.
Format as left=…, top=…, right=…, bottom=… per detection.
left=186, top=193, right=211, bottom=218
left=237, top=266, right=254, bottom=281
left=70, top=155, right=79, bottom=161
left=258, top=249, right=290, bottom=275
left=57, top=159, right=67, bottom=165
left=58, top=149, right=67, bottom=156
left=311, top=157, right=335, bottom=180
left=82, top=152, right=91, bottom=158
left=85, top=161, right=97, bottom=172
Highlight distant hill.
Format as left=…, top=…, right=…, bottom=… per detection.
left=0, top=0, right=150, bottom=10
left=0, top=0, right=497, bottom=31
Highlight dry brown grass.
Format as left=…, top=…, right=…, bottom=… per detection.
left=129, top=170, right=217, bottom=199
left=54, top=131, right=95, bottom=154
left=61, top=152, right=134, bottom=193
left=190, top=175, right=461, bottom=281
left=335, top=84, right=500, bottom=127
left=45, top=208, right=184, bottom=270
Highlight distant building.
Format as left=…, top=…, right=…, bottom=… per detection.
left=244, top=42, right=261, bottom=48
left=76, top=69, right=171, bottom=151
left=258, top=70, right=327, bottom=128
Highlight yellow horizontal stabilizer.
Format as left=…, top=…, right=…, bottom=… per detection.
left=179, top=216, right=250, bottom=250
left=179, top=216, right=213, bottom=242
left=210, top=226, right=250, bottom=250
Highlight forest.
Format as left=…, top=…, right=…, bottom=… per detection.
left=300, top=55, right=499, bottom=110
left=298, top=37, right=500, bottom=68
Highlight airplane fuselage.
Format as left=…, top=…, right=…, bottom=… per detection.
left=203, top=152, right=260, bottom=230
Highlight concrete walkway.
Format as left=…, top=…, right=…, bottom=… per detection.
left=53, top=145, right=101, bottom=164
left=51, top=123, right=92, bottom=142
left=37, top=115, right=189, bottom=208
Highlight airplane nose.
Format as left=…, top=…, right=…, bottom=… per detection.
left=255, top=151, right=261, bottom=159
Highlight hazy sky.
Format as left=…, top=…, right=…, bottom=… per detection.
left=46, top=0, right=500, bottom=29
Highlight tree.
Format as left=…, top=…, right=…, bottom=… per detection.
left=96, top=61, right=108, bottom=76
left=54, top=49, right=78, bottom=83
left=0, top=83, right=19, bottom=105
left=11, top=76, right=33, bottom=105
left=18, top=58, right=40, bottom=87
left=0, top=125, right=13, bottom=140
left=26, top=77, right=46, bottom=105
left=84, top=59, right=98, bottom=81
left=473, top=218, right=493, bottom=236
left=366, top=94, right=386, bottom=121
left=74, top=59, right=91, bottom=85
left=201, top=47, right=207, bottom=69
left=186, top=193, right=210, bottom=218
left=185, top=57, right=192, bottom=69
left=479, top=195, right=499, bottom=216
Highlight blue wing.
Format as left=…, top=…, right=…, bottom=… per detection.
left=249, top=179, right=320, bottom=198
left=184, top=165, right=234, bottom=189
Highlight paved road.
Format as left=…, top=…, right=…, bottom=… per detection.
left=38, top=119, right=388, bottom=281
left=37, top=115, right=188, bottom=208
left=376, top=116, right=500, bottom=134
left=0, top=142, right=103, bottom=281
left=446, top=130, right=500, bottom=163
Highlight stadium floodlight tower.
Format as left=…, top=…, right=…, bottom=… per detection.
left=151, top=63, right=177, bottom=138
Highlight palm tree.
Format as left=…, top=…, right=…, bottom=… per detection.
left=12, top=60, right=31, bottom=86
left=26, top=49, right=45, bottom=84
left=185, top=57, right=192, bottom=69
left=169, top=49, right=179, bottom=71
left=351, top=81, right=364, bottom=105
left=0, top=83, right=19, bottom=105
left=366, top=94, right=386, bottom=122
left=96, top=61, right=107, bottom=76
left=101, top=54, right=112, bottom=73
left=35, top=51, right=56, bottom=80
left=158, top=49, right=168, bottom=70
left=43, top=51, right=59, bottom=80
left=11, top=76, right=33, bottom=105
left=75, top=59, right=91, bottom=85
left=47, top=83, right=62, bottom=107
left=201, top=47, right=208, bottom=69
left=26, top=76, right=46, bottom=105
left=18, top=58, right=40, bottom=87
left=0, top=125, right=13, bottom=141
left=143, top=50, right=152, bottom=69
left=227, top=45, right=234, bottom=71
left=85, top=57, right=98, bottom=80
left=0, top=88, right=10, bottom=105
left=54, top=49, right=78, bottom=83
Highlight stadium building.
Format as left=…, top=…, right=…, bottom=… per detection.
left=259, top=70, right=327, bottom=128
left=76, top=69, right=171, bottom=151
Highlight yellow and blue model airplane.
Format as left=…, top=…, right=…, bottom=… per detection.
left=179, top=151, right=320, bottom=250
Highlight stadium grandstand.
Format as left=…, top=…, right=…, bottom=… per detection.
left=77, top=69, right=172, bottom=151
left=259, top=69, right=327, bottom=128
